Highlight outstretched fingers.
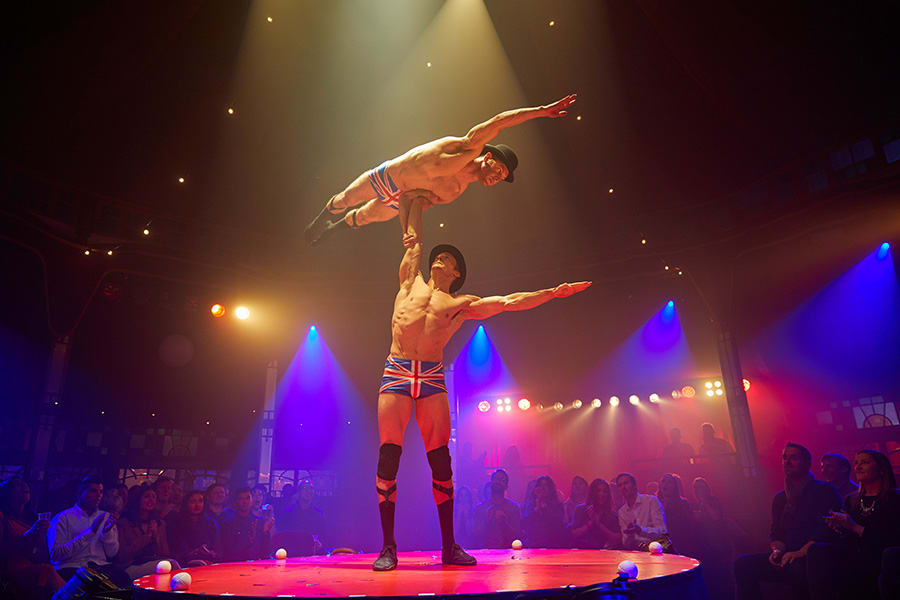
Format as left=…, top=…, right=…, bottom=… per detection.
left=554, top=281, right=592, bottom=297
left=544, top=93, right=578, bottom=117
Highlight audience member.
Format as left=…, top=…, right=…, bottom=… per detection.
left=116, top=487, right=179, bottom=578
left=661, top=427, right=695, bottom=458
left=691, top=477, right=736, bottom=598
left=820, top=453, right=859, bottom=499
left=562, top=476, right=588, bottom=526
left=645, top=481, right=659, bottom=496
left=250, top=484, right=268, bottom=518
left=657, top=474, right=693, bottom=555
left=522, top=475, right=567, bottom=548
left=0, top=477, right=65, bottom=599
left=98, top=485, right=125, bottom=519
left=615, top=473, right=667, bottom=550
left=569, top=478, right=620, bottom=549
left=151, top=477, right=176, bottom=519
left=168, top=481, right=184, bottom=518
left=698, top=423, right=735, bottom=455
left=692, top=477, right=724, bottom=523
left=453, top=485, right=476, bottom=549
left=734, top=442, right=841, bottom=600
left=277, top=480, right=325, bottom=551
left=807, top=449, right=900, bottom=599
left=473, top=469, right=521, bottom=549
left=48, top=476, right=130, bottom=587
left=204, top=483, right=234, bottom=524
left=167, top=490, right=222, bottom=567
left=220, top=487, right=273, bottom=561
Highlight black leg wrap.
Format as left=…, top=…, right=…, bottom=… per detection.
left=432, top=481, right=453, bottom=499
left=426, top=445, right=453, bottom=481
left=377, top=443, right=403, bottom=481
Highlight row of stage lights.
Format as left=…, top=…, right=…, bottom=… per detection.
left=209, top=303, right=250, bottom=320
left=477, top=378, right=751, bottom=414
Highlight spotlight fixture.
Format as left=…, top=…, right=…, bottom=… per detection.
left=649, top=393, right=660, bottom=403
left=439, top=223, right=445, bottom=228
left=235, top=306, right=250, bottom=320
left=266, top=16, right=273, bottom=23
left=178, top=177, right=185, bottom=183
left=704, top=381, right=713, bottom=389
left=608, top=188, right=614, bottom=194
left=664, top=265, right=670, bottom=271
left=629, top=395, right=640, bottom=405
left=714, top=380, right=722, bottom=388
left=106, top=249, right=113, bottom=256
left=504, top=397, right=511, bottom=405
left=572, top=399, right=583, bottom=409
left=576, top=115, right=582, bottom=120
left=591, top=398, right=602, bottom=408
left=681, top=385, right=696, bottom=398
left=495, top=399, right=503, bottom=406
left=83, top=249, right=90, bottom=256
left=227, top=107, right=235, bottom=115
left=877, top=242, right=890, bottom=259
left=143, top=228, right=150, bottom=236
left=609, top=396, right=620, bottom=407
left=706, top=390, right=714, bottom=397
left=426, top=61, right=432, bottom=68
left=671, top=390, right=681, bottom=399
left=715, top=388, right=724, bottom=397
left=210, top=304, right=226, bottom=318
left=743, top=378, right=751, bottom=391
left=641, top=239, right=647, bottom=245
left=518, top=398, right=531, bottom=411
left=504, top=405, right=512, bottom=412
left=478, top=401, right=491, bottom=413
left=553, top=402, right=564, bottom=411
left=548, top=20, right=555, bottom=27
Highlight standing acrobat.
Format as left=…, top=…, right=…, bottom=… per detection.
left=305, top=94, right=577, bottom=245
left=372, top=195, right=590, bottom=570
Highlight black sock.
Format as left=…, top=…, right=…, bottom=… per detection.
left=379, top=500, right=396, bottom=547
left=437, top=499, right=455, bottom=549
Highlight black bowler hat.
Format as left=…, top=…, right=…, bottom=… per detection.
left=429, top=244, right=467, bottom=294
left=482, top=144, right=518, bottom=183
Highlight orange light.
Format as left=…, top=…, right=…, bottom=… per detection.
left=518, top=398, right=531, bottom=411
left=266, top=16, right=272, bottom=23
left=210, top=304, right=226, bottom=318
left=548, top=20, right=555, bottom=27
left=681, top=385, right=696, bottom=398
left=235, top=306, right=250, bottom=320
left=177, top=177, right=185, bottom=183
left=743, top=378, right=751, bottom=391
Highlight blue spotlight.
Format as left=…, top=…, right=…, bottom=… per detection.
left=666, top=300, right=674, bottom=308
left=877, top=242, right=890, bottom=260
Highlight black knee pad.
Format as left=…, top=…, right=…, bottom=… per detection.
left=377, top=443, right=403, bottom=481
left=426, top=445, right=452, bottom=481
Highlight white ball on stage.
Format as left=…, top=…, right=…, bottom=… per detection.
left=617, top=559, right=638, bottom=579
left=170, top=572, right=192, bottom=591
left=275, top=548, right=288, bottom=559
left=511, top=539, right=523, bottom=550
left=155, top=560, right=172, bottom=574
left=648, top=541, right=664, bottom=555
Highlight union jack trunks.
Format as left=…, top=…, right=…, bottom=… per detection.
left=367, top=161, right=401, bottom=210
left=379, top=356, right=447, bottom=399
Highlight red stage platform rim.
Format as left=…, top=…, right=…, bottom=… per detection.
left=132, top=549, right=705, bottom=599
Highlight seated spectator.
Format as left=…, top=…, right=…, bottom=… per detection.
left=250, top=484, right=268, bottom=518
left=692, top=477, right=724, bottom=523
left=151, top=477, right=177, bottom=520
left=274, top=484, right=296, bottom=522
left=99, top=485, right=125, bottom=520
left=204, top=483, right=234, bottom=524
left=807, top=449, right=900, bottom=599
left=277, top=480, right=324, bottom=553
left=562, top=476, right=588, bottom=526
left=698, top=423, right=734, bottom=455
left=522, top=475, right=567, bottom=548
left=820, top=453, right=859, bottom=499
left=167, top=490, right=222, bottom=566
left=661, top=427, right=695, bottom=458
left=0, top=477, right=65, bottom=599
left=570, top=478, right=620, bottom=549
left=657, top=474, right=693, bottom=555
left=453, top=485, right=476, bottom=549
left=734, top=442, right=841, bottom=600
left=220, top=487, right=273, bottom=561
left=645, top=481, right=659, bottom=496
left=690, top=477, right=735, bottom=598
left=473, top=469, right=521, bottom=549
left=615, top=473, right=667, bottom=550
left=48, top=476, right=131, bottom=587
left=116, top=487, right=179, bottom=578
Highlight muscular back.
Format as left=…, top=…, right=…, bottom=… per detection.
left=389, top=274, right=471, bottom=362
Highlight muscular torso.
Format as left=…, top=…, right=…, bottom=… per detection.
left=387, top=137, right=480, bottom=205
left=390, top=275, right=472, bottom=362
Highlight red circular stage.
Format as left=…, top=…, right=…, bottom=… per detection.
left=132, top=549, right=706, bottom=599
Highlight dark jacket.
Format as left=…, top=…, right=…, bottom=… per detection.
left=770, top=478, right=841, bottom=550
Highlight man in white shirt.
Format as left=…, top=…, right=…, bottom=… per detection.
left=48, top=476, right=131, bottom=587
left=615, top=472, right=668, bottom=550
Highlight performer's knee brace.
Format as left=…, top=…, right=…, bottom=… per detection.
left=426, top=446, right=453, bottom=481
left=377, top=443, right=403, bottom=481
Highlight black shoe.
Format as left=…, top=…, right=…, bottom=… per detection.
left=372, top=543, right=398, bottom=571
left=304, top=198, right=342, bottom=246
left=441, top=543, right=476, bottom=566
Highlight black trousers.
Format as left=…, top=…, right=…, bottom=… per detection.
left=734, top=552, right=808, bottom=600
left=56, top=562, right=133, bottom=589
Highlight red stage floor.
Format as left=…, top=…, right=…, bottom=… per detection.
left=132, top=549, right=703, bottom=599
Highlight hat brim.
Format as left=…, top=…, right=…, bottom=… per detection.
left=429, top=244, right=467, bottom=294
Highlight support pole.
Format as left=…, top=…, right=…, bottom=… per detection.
left=257, top=359, right=278, bottom=488
left=717, top=327, right=760, bottom=478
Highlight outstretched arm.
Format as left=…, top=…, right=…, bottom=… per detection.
left=461, top=281, right=591, bottom=320
left=462, top=94, right=577, bottom=150
left=398, top=195, right=425, bottom=288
